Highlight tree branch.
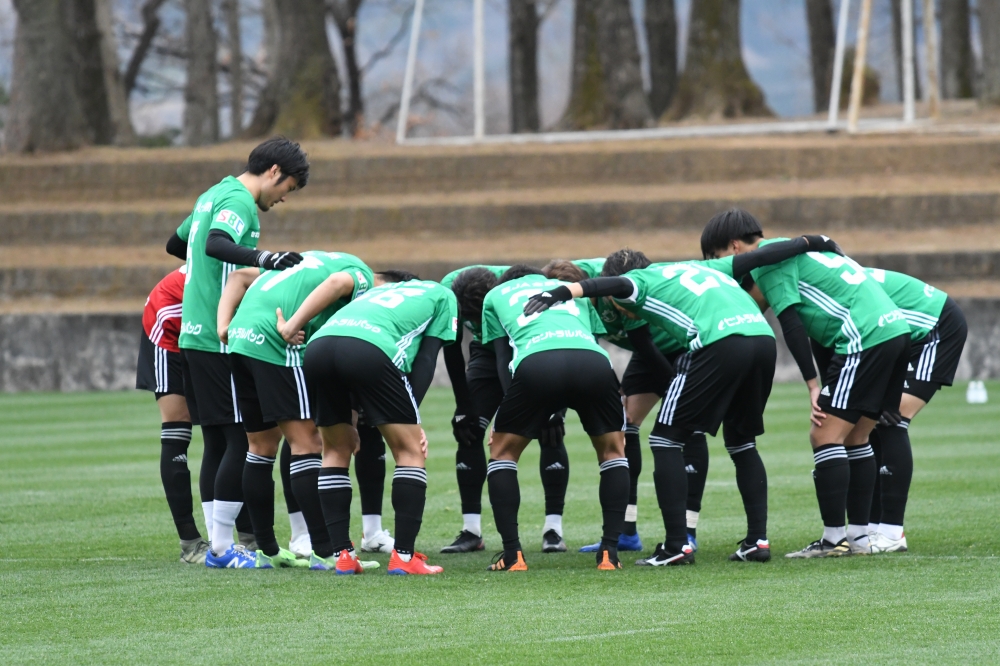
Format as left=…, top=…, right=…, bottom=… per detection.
left=361, top=5, right=413, bottom=74
left=123, top=0, right=170, bottom=95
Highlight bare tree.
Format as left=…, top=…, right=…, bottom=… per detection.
left=222, top=0, right=243, bottom=135
left=123, top=0, right=169, bottom=96
left=981, top=0, right=1000, bottom=104
left=891, top=0, right=921, bottom=101
left=668, top=0, right=771, bottom=119
left=247, top=0, right=342, bottom=138
left=805, top=0, right=835, bottom=113
left=94, top=0, right=135, bottom=144
left=509, top=0, right=540, bottom=132
left=940, top=0, right=974, bottom=98
left=184, top=0, right=219, bottom=145
left=328, top=0, right=364, bottom=136
left=645, top=0, right=677, bottom=119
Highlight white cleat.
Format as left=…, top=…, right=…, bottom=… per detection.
left=289, top=533, right=313, bottom=559
left=870, top=532, right=908, bottom=553
left=360, top=529, right=395, bottom=553
left=849, top=535, right=872, bottom=555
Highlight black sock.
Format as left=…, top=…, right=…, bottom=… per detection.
left=487, top=459, right=521, bottom=554
left=355, top=424, right=386, bottom=516
left=539, top=440, right=569, bottom=518
left=846, top=443, right=876, bottom=530
left=869, top=428, right=883, bottom=524
left=318, top=467, right=353, bottom=553
left=214, top=424, right=248, bottom=502
left=160, top=422, right=199, bottom=541
left=623, top=425, right=642, bottom=535
left=599, top=458, right=630, bottom=550
left=727, top=440, right=768, bottom=543
left=684, top=433, right=709, bottom=532
left=877, top=419, right=913, bottom=526
left=198, top=425, right=227, bottom=504
left=391, top=466, right=427, bottom=554
left=235, top=503, right=253, bottom=535
left=651, top=442, right=687, bottom=553
left=812, top=444, right=850, bottom=534
left=279, top=439, right=300, bottom=514
left=243, top=452, right=278, bottom=556
left=290, top=454, right=332, bottom=558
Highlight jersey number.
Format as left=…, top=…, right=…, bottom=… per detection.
left=508, top=288, right=580, bottom=327
left=259, top=254, right=325, bottom=291
left=369, top=287, right=428, bottom=309
left=660, top=264, right=738, bottom=296
left=808, top=253, right=867, bottom=285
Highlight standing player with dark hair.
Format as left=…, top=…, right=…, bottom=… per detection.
left=135, top=266, right=209, bottom=564
left=166, top=137, right=310, bottom=568
left=303, top=275, right=457, bottom=575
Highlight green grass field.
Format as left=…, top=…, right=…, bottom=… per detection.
left=1, top=383, right=998, bottom=664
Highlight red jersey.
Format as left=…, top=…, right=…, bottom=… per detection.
left=143, top=267, right=186, bottom=353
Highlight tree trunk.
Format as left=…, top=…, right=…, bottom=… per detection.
left=330, top=1, right=365, bottom=137
left=562, top=0, right=607, bottom=128
left=940, top=0, right=974, bottom=99
left=94, top=0, right=136, bottom=145
left=246, top=0, right=342, bottom=138
left=71, top=0, right=115, bottom=145
left=891, top=0, right=921, bottom=101
left=645, top=0, right=677, bottom=119
left=981, top=0, right=1000, bottom=104
left=183, top=0, right=219, bottom=145
left=509, top=0, right=540, bottom=132
left=805, top=0, right=835, bottom=113
left=124, top=0, right=169, bottom=96
left=6, top=0, right=89, bottom=152
left=669, top=0, right=771, bottom=119
left=222, top=0, right=243, bottom=136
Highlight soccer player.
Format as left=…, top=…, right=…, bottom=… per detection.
left=165, top=137, right=310, bottom=568
left=135, top=266, right=209, bottom=564
left=700, top=209, right=912, bottom=558
left=464, top=265, right=628, bottom=572
left=441, top=264, right=572, bottom=554
left=526, top=236, right=838, bottom=565
left=217, top=250, right=380, bottom=570
left=303, top=275, right=458, bottom=575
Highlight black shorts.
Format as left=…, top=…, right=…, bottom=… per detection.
left=305, top=336, right=420, bottom=428
left=466, top=340, right=505, bottom=431
left=230, top=353, right=312, bottom=432
left=180, top=349, right=240, bottom=427
left=620, top=350, right=684, bottom=397
left=653, top=335, right=776, bottom=443
left=136, top=333, right=185, bottom=400
left=817, top=333, right=910, bottom=423
left=904, top=297, right=968, bottom=403
left=493, top=349, right=625, bottom=439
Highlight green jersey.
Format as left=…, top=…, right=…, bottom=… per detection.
left=572, top=258, right=606, bottom=279
left=481, top=276, right=609, bottom=374
left=615, top=259, right=775, bottom=352
left=178, top=176, right=261, bottom=353
left=312, top=280, right=458, bottom=373
left=750, top=239, right=910, bottom=355
left=439, top=265, right=509, bottom=343
left=865, top=268, right=948, bottom=341
left=228, top=251, right=374, bottom=367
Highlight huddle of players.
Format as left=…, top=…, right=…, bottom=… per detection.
left=137, top=138, right=968, bottom=574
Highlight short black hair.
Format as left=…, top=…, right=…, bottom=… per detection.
left=376, top=269, right=420, bottom=283
left=499, top=264, right=544, bottom=283
left=700, top=208, right=764, bottom=259
left=601, top=248, right=651, bottom=277
left=245, top=137, right=310, bottom=189
left=451, top=267, right=498, bottom=324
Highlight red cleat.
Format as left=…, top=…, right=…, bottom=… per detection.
left=335, top=549, right=364, bottom=575
left=387, top=550, right=443, bottom=575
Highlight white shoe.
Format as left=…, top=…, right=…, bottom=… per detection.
left=870, top=532, right=908, bottom=553
left=360, top=529, right=395, bottom=553
left=849, top=534, right=872, bottom=555
left=289, top=533, right=313, bottom=559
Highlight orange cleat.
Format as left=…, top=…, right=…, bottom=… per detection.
left=597, top=548, right=622, bottom=570
left=387, top=550, right=443, bottom=575
left=488, top=550, right=528, bottom=571
left=335, top=549, right=364, bottom=575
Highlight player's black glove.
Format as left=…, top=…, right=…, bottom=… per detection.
left=523, top=286, right=573, bottom=316
left=452, top=414, right=485, bottom=449
left=802, top=235, right=844, bottom=256
left=258, top=250, right=304, bottom=271
left=538, top=413, right=566, bottom=449
left=878, top=410, right=903, bottom=427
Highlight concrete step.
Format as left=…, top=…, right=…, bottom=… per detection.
left=5, top=175, right=1000, bottom=246
left=3, top=134, right=1000, bottom=203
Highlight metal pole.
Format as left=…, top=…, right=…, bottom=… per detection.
left=827, top=0, right=851, bottom=129
left=923, top=0, right=941, bottom=119
left=847, top=0, right=873, bottom=133
left=473, top=0, right=485, bottom=139
left=396, top=0, right=426, bottom=144
left=902, top=0, right=915, bottom=123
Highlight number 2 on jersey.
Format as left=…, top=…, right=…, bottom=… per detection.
left=808, top=253, right=867, bottom=285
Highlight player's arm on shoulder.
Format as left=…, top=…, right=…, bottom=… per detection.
left=277, top=271, right=356, bottom=344
left=730, top=236, right=842, bottom=281
left=217, top=268, right=259, bottom=343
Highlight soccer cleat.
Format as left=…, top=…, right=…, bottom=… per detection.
left=784, top=538, right=852, bottom=558
left=334, top=549, right=364, bottom=575
left=255, top=547, right=309, bottom=569
left=596, top=548, right=622, bottom=570
left=179, top=537, right=210, bottom=565
left=387, top=550, right=443, bottom=575
left=849, top=535, right=872, bottom=555
left=635, top=543, right=695, bottom=567
left=440, top=530, right=485, bottom=553
left=237, top=532, right=258, bottom=552
left=309, top=552, right=338, bottom=571
left=579, top=532, right=643, bottom=552
left=729, top=539, right=772, bottom=562
left=288, top=533, right=313, bottom=559
left=205, top=544, right=257, bottom=568
left=870, top=532, right=908, bottom=553
left=688, top=533, right=699, bottom=553
left=360, top=529, right=395, bottom=554
left=488, top=550, right=528, bottom=572
left=541, top=530, right=567, bottom=553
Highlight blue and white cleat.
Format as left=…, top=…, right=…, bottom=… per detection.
left=579, top=532, right=644, bottom=552
left=687, top=534, right=698, bottom=553
left=205, top=544, right=257, bottom=568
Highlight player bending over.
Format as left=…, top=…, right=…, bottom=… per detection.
left=303, top=274, right=458, bottom=575
left=701, top=208, right=912, bottom=558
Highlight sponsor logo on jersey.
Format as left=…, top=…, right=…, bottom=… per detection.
left=820, top=385, right=831, bottom=396
left=323, top=318, right=382, bottom=334
left=878, top=310, right=905, bottom=327
left=452, top=317, right=458, bottom=332
left=717, top=313, right=768, bottom=331
left=228, top=326, right=266, bottom=345
left=196, top=201, right=213, bottom=213
left=181, top=321, right=203, bottom=336
left=600, top=309, right=619, bottom=323
left=524, top=329, right=596, bottom=351
left=251, top=231, right=260, bottom=239
left=216, top=210, right=246, bottom=235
